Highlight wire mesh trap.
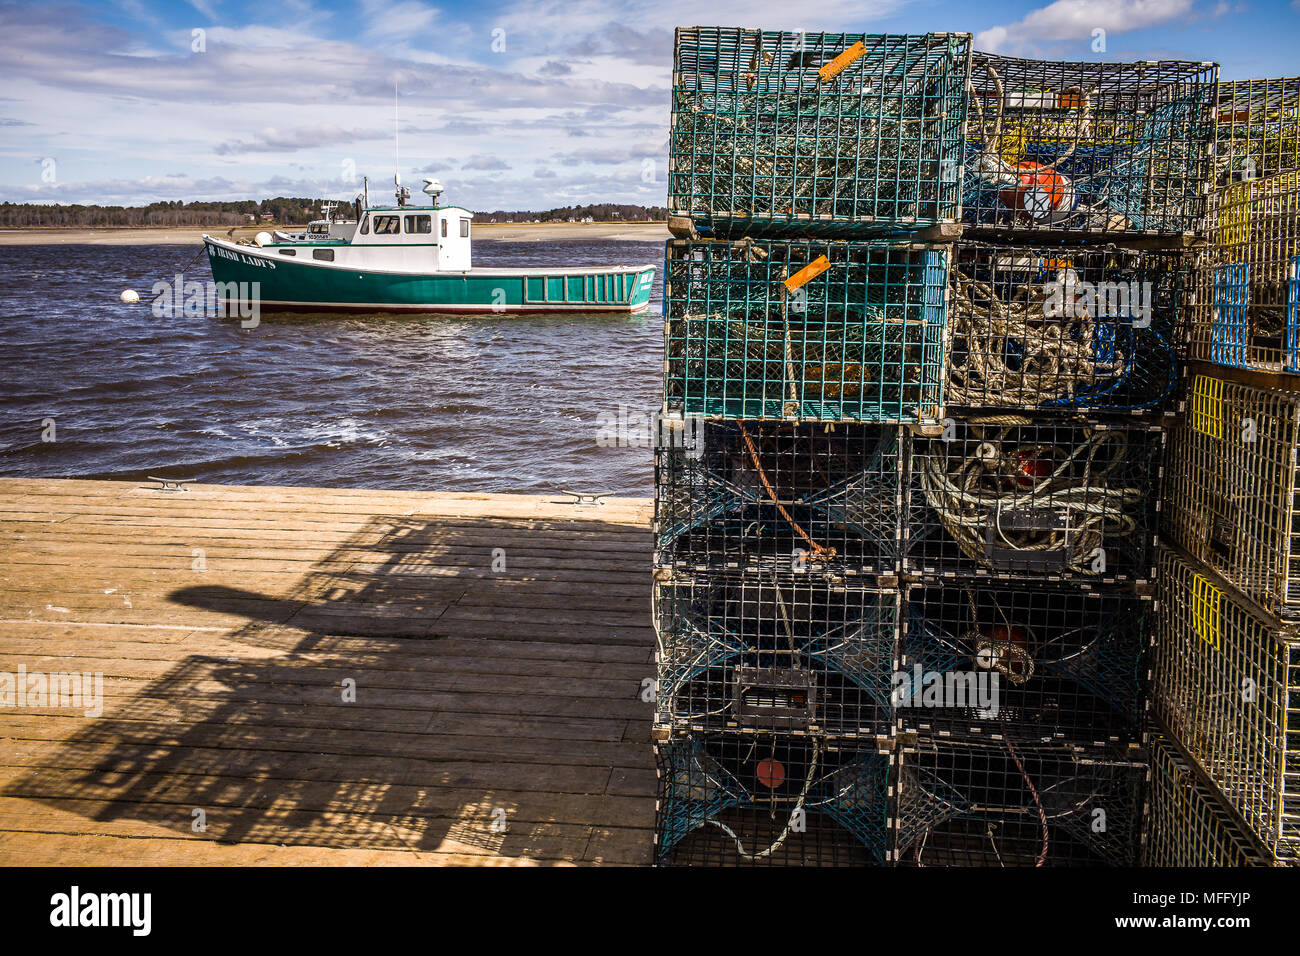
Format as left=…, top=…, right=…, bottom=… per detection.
left=1190, top=170, right=1300, bottom=372
left=668, top=28, right=972, bottom=238
left=962, top=54, right=1216, bottom=237
left=898, top=583, right=1148, bottom=746
left=903, top=419, right=1165, bottom=583
left=663, top=239, right=949, bottom=423
left=893, top=738, right=1145, bottom=866
left=1163, top=374, right=1300, bottom=620
left=653, top=570, right=900, bottom=739
left=653, top=732, right=890, bottom=865
left=1143, top=735, right=1275, bottom=866
left=1213, top=77, right=1300, bottom=186
left=654, top=420, right=904, bottom=573
left=1151, top=548, right=1300, bottom=863
left=946, top=242, right=1187, bottom=413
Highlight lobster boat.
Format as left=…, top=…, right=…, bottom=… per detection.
left=203, top=179, right=656, bottom=315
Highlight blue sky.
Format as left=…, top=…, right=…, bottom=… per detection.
left=1, top=0, right=1297, bottom=210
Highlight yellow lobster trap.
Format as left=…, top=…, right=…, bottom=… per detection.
left=1152, top=548, right=1300, bottom=863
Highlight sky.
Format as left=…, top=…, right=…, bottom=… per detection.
left=1, top=0, right=1297, bottom=210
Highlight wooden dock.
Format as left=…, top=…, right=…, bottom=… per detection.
left=0, top=478, right=656, bottom=866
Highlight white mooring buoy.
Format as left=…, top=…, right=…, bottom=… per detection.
left=120, top=289, right=140, bottom=304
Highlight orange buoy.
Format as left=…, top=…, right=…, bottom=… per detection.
left=756, top=757, right=786, bottom=789
left=999, top=162, right=1075, bottom=222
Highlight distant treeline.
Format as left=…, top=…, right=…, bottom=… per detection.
left=478, top=204, right=668, bottom=223
left=0, top=198, right=668, bottom=228
left=0, top=198, right=329, bottom=228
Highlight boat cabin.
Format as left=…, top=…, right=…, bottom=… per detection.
left=353, top=204, right=473, bottom=271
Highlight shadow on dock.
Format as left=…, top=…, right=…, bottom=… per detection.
left=3, top=511, right=656, bottom=865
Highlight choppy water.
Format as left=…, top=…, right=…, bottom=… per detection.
left=0, top=240, right=665, bottom=495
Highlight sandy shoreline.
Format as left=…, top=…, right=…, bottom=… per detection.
left=0, top=221, right=669, bottom=246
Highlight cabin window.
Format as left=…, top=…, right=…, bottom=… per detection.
left=313, top=248, right=335, bottom=261
left=373, top=216, right=400, bottom=235
left=405, top=215, right=432, bottom=234
left=441, top=218, right=448, bottom=238
left=359, top=215, right=369, bottom=235
left=460, top=219, right=470, bottom=238
left=278, top=248, right=297, bottom=256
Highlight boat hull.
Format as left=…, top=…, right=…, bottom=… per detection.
left=202, top=236, right=656, bottom=315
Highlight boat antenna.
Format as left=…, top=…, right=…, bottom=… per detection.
left=393, top=77, right=409, bottom=207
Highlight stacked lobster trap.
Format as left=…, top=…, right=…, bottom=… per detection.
left=1147, top=75, right=1300, bottom=867
left=887, top=52, right=1221, bottom=868
left=654, top=26, right=969, bottom=866
left=652, top=26, right=1270, bottom=868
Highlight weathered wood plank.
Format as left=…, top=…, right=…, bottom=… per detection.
left=0, top=478, right=656, bottom=867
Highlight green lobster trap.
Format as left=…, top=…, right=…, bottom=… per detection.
left=1152, top=548, right=1300, bottom=863
left=1164, top=374, right=1300, bottom=620
left=663, top=239, right=950, bottom=423
left=1143, top=735, right=1275, bottom=866
left=669, top=28, right=972, bottom=238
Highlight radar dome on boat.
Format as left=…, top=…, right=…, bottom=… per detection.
left=421, top=178, right=444, bottom=201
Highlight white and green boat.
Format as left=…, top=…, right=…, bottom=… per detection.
left=203, top=180, right=656, bottom=315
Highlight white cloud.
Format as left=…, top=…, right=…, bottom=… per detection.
left=976, top=0, right=1194, bottom=55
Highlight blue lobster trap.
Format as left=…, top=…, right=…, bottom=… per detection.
left=663, top=238, right=950, bottom=424
left=893, top=738, right=1145, bottom=866
left=946, top=242, right=1186, bottom=414
left=654, top=420, right=904, bottom=574
left=898, top=583, right=1149, bottom=746
left=654, top=732, right=890, bottom=865
left=654, top=570, right=900, bottom=740
left=668, top=28, right=972, bottom=238
left=963, top=54, right=1216, bottom=238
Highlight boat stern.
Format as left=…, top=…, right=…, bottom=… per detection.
left=628, top=265, right=656, bottom=313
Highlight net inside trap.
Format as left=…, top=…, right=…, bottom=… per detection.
left=963, top=54, right=1216, bottom=236
left=894, top=740, right=1145, bottom=866
left=654, top=420, right=903, bottom=573
left=664, top=239, right=949, bottom=423
left=899, top=584, right=1147, bottom=745
left=654, top=571, right=899, bottom=738
left=669, top=28, right=971, bottom=236
left=946, top=243, right=1186, bottom=413
left=904, top=419, right=1164, bottom=582
left=654, top=733, right=890, bottom=865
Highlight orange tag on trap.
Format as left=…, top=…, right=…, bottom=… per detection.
left=784, top=255, right=831, bottom=292
left=818, top=41, right=866, bottom=82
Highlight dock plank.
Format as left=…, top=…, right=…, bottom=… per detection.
left=0, top=478, right=656, bottom=866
